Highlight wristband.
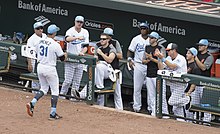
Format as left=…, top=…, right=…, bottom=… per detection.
left=157, top=57, right=162, bottom=62
left=162, top=58, right=166, bottom=62
left=127, top=57, right=133, bottom=62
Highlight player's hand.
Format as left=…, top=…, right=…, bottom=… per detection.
left=64, top=53, right=67, bottom=61
left=79, top=52, right=85, bottom=56
left=28, top=64, right=33, bottom=72
left=185, top=92, right=191, bottom=96
left=78, top=36, right=85, bottom=40
left=146, top=53, right=153, bottom=60
left=128, top=60, right=135, bottom=70
left=96, top=48, right=103, bottom=55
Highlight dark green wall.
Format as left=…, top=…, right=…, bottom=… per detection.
left=1, top=0, right=220, bottom=57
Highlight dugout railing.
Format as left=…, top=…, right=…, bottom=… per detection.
left=156, top=70, right=220, bottom=125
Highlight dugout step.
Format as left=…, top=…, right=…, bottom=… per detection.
left=20, top=73, right=39, bottom=81
left=94, top=79, right=115, bottom=94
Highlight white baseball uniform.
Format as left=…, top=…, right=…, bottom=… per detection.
left=36, top=37, right=64, bottom=96
left=164, top=54, right=187, bottom=118
left=26, top=33, right=47, bottom=90
left=60, top=26, right=89, bottom=96
left=128, top=34, right=150, bottom=112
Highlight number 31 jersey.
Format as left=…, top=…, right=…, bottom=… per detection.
left=36, top=37, right=64, bottom=66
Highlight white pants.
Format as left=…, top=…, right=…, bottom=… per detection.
left=60, top=62, right=83, bottom=95
left=133, top=62, right=147, bottom=111
left=168, top=82, right=187, bottom=118
left=31, top=59, right=40, bottom=89
left=186, top=86, right=203, bottom=119
left=146, top=77, right=156, bottom=116
left=37, top=64, right=59, bottom=96
left=96, top=63, right=123, bottom=110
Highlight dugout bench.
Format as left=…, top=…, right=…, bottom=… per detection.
left=19, top=53, right=117, bottom=105
left=182, top=74, right=220, bottom=123
left=0, top=48, right=11, bottom=73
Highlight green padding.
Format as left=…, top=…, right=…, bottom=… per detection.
left=191, top=104, right=220, bottom=115
left=0, top=50, right=9, bottom=70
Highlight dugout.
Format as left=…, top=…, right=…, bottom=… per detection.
left=0, top=0, right=220, bottom=95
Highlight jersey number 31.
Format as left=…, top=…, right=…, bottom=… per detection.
left=39, top=46, right=48, bottom=57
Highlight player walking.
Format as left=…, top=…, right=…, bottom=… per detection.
left=26, top=22, right=47, bottom=91
left=127, top=22, right=150, bottom=112
left=142, top=32, right=166, bottom=116
left=26, top=24, right=66, bottom=120
left=59, top=15, right=89, bottom=100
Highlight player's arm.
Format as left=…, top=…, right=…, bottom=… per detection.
left=115, top=40, right=123, bottom=60
left=186, top=84, right=196, bottom=96
left=65, top=36, right=80, bottom=42
left=97, top=49, right=115, bottom=63
left=195, top=55, right=214, bottom=71
left=59, top=52, right=67, bottom=61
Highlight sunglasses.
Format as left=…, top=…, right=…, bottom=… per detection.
left=35, top=26, right=43, bottom=30
left=77, top=21, right=84, bottom=24
left=149, top=37, right=156, bottom=39
left=100, top=38, right=108, bottom=41
left=140, top=28, right=147, bottom=30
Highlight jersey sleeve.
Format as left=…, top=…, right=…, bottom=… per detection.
left=55, top=43, right=64, bottom=57
left=204, top=54, right=214, bottom=70
left=65, top=28, right=73, bottom=38
left=115, top=40, right=122, bottom=53
left=84, top=30, right=89, bottom=44
left=109, top=44, right=117, bottom=56
left=128, top=37, right=136, bottom=52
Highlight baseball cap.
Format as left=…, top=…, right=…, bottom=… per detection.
left=103, top=28, right=114, bottom=36
left=148, top=32, right=160, bottom=39
left=33, top=22, right=43, bottom=29
left=197, top=39, right=209, bottom=46
left=187, top=47, right=198, bottom=56
left=166, top=43, right=178, bottom=51
left=139, top=22, right=149, bottom=29
left=75, top=16, right=84, bottom=22
left=47, top=24, right=60, bottom=34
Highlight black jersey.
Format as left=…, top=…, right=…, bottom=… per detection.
left=145, top=44, right=164, bottom=77
left=197, top=52, right=213, bottom=77
left=97, top=44, right=118, bottom=69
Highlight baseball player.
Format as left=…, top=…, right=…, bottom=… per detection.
left=185, top=47, right=202, bottom=120
left=102, top=27, right=123, bottom=110
left=95, top=32, right=117, bottom=106
left=195, top=39, right=214, bottom=124
left=127, top=22, right=150, bottom=112
left=59, top=15, right=89, bottom=100
left=142, top=31, right=166, bottom=116
left=26, top=24, right=66, bottom=120
left=26, top=22, right=47, bottom=91
left=156, top=43, right=190, bottom=121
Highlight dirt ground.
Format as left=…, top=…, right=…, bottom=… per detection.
left=0, top=86, right=219, bottom=134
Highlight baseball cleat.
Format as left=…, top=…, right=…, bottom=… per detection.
left=48, top=113, right=62, bottom=121
left=26, top=102, right=34, bottom=117
left=71, top=89, right=80, bottom=99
